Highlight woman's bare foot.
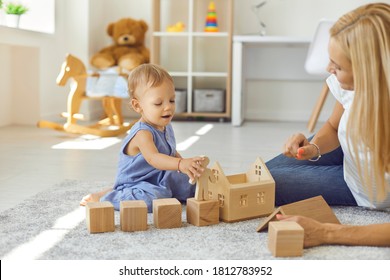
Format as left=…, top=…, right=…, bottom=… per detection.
left=79, top=188, right=112, bottom=206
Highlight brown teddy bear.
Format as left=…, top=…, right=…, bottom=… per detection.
left=90, top=18, right=150, bottom=72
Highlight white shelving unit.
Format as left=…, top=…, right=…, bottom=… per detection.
left=151, top=0, right=233, bottom=120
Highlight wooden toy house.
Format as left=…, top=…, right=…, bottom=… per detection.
left=208, top=157, right=275, bottom=222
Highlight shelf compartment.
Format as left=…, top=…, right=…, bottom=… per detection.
left=152, top=0, right=233, bottom=120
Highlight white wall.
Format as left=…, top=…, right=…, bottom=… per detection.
left=0, top=0, right=90, bottom=126
left=0, top=0, right=384, bottom=126
left=0, top=31, right=47, bottom=127
left=234, top=0, right=377, bottom=36
left=0, top=44, right=12, bottom=126
left=233, top=0, right=383, bottom=122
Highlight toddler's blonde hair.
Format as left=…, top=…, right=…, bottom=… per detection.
left=128, top=63, right=174, bottom=99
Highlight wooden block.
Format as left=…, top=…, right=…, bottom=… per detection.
left=256, top=207, right=281, bottom=232
left=153, top=198, right=182, bottom=229
left=268, top=221, right=304, bottom=257
left=120, top=200, right=147, bottom=232
left=186, top=198, right=219, bottom=227
left=256, top=195, right=340, bottom=232
left=86, top=201, right=115, bottom=233
left=280, top=195, right=340, bottom=223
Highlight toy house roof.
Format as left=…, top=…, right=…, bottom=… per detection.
left=246, top=157, right=274, bottom=183
left=210, top=157, right=274, bottom=190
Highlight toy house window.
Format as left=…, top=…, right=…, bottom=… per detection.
left=218, top=194, right=224, bottom=207
left=213, top=169, right=219, bottom=181
left=255, top=165, right=262, bottom=176
left=240, top=195, right=248, bottom=207
left=257, top=192, right=265, bottom=204
left=208, top=191, right=213, bottom=200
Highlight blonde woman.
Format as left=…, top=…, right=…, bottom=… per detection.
left=267, top=2, right=390, bottom=247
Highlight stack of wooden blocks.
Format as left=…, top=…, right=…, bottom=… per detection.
left=86, top=198, right=188, bottom=233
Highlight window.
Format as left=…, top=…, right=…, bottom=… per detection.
left=212, top=169, right=219, bottom=181
left=257, top=191, right=265, bottom=204
left=240, top=194, right=248, bottom=207
left=218, top=194, right=224, bottom=207
left=0, top=0, right=55, bottom=34
left=255, top=164, right=262, bottom=176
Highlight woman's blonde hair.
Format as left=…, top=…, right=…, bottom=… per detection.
left=330, top=2, right=390, bottom=202
left=127, top=63, right=174, bottom=99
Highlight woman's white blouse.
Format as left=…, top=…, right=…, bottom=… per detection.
left=327, top=74, right=390, bottom=209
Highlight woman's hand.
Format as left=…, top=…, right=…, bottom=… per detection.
left=277, top=214, right=390, bottom=247
left=283, top=133, right=318, bottom=160
left=276, top=214, right=328, bottom=247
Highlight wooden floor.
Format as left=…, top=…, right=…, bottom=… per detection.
left=0, top=120, right=310, bottom=212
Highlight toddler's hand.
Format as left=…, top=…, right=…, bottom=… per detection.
left=179, top=156, right=205, bottom=183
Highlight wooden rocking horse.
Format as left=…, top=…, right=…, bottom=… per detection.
left=37, top=54, right=133, bottom=137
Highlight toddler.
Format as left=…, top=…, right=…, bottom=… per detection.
left=80, top=64, right=205, bottom=212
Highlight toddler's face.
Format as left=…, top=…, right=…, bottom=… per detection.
left=137, top=80, right=176, bottom=131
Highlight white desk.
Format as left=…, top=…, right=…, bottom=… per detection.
left=232, top=36, right=312, bottom=126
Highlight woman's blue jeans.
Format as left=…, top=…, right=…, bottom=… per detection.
left=266, top=145, right=357, bottom=207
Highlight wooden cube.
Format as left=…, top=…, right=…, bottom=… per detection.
left=153, top=198, right=182, bottom=229
left=86, top=201, right=115, bottom=233
left=268, top=221, right=304, bottom=257
left=186, top=198, right=219, bottom=226
left=120, top=200, right=148, bottom=232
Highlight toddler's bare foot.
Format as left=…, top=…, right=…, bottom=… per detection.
left=79, top=188, right=112, bottom=206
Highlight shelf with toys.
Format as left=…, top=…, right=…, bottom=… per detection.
left=151, top=0, right=233, bottom=120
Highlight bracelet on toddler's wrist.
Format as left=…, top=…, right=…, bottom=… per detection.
left=177, top=158, right=182, bottom=173
left=308, top=143, right=321, bottom=162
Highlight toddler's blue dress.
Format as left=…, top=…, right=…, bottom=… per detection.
left=100, top=121, right=195, bottom=212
